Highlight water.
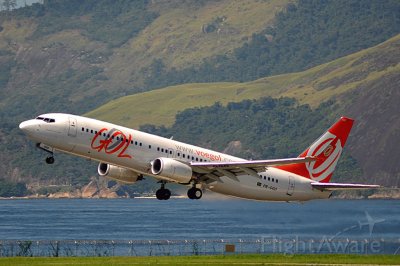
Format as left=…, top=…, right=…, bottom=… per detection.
left=0, top=198, right=398, bottom=241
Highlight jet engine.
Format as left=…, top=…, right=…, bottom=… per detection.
left=151, top=158, right=193, bottom=183
left=98, top=163, right=143, bottom=184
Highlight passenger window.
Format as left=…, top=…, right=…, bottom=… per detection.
left=268, top=177, right=270, bottom=181
left=140, top=143, right=142, bottom=146
left=82, top=128, right=84, bottom=131
left=91, top=130, right=93, bottom=134
left=149, top=145, right=152, bottom=149
left=157, top=147, right=160, bottom=151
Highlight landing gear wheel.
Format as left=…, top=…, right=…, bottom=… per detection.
left=187, top=187, right=202, bottom=200
left=156, top=189, right=163, bottom=200
left=45, top=156, right=55, bottom=164
left=163, top=189, right=171, bottom=200
left=156, top=188, right=171, bottom=200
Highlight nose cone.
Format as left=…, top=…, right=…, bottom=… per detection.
left=19, top=120, right=37, bottom=135
left=19, top=121, right=28, bottom=130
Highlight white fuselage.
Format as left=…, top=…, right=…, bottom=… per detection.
left=19, top=113, right=331, bottom=201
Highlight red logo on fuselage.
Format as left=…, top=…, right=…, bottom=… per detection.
left=91, top=128, right=132, bottom=158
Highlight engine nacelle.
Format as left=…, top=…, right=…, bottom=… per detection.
left=151, top=158, right=193, bottom=183
left=98, top=163, right=143, bottom=184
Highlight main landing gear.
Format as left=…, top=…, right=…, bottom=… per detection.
left=155, top=182, right=203, bottom=200
left=156, top=182, right=171, bottom=200
left=187, top=186, right=202, bottom=200
left=36, top=143, right=55, bottom=164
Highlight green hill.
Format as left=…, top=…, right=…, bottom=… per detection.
left=87, top=34, right=400, bottom=129
left=1, top=0, right=399, bottom=194
left=0, top=0, right=290, bottom=193
left=142, top=0, right=400, bottom=89
left=0, top=0, right=288, bottom=119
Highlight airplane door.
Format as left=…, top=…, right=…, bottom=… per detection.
left=68, top=117, right=77, bottom=137
left=287, top=176, right=295, bottom=196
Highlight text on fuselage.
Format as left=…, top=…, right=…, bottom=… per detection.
left=91, top=128, right=132, bottom=158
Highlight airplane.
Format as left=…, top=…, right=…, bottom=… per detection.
left=19, top=114, right=380, bottom=201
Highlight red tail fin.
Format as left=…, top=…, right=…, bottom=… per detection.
left=276, top=117, right=354, bottom=183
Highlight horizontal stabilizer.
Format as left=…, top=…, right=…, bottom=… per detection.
left=311, top=182, right=381, bottom=191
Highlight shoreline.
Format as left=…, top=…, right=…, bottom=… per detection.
left=1, top=194, right=399, bottom=200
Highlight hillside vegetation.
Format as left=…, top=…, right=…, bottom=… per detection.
left=140, top=97, right=363, bottom=184
left=0, top=0, right=399, bottom=194
left=143, top=0, right=400, bottom=89
left=87, top=34, right=400, bottom=129
left=0, top=0, right=288, bottom=119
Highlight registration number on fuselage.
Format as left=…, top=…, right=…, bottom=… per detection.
left=257, top=182, right=277, bottom=191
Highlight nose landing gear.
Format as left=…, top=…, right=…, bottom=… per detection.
left=36, top=143, right=55, bottom=164
left=45, top=156, right=55, bottom=164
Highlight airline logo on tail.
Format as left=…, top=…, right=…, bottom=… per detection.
left=276, top=117, right=353, bottom=183
left=305, top=132, right=343, bottom=182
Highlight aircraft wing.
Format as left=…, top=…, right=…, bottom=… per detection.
left=190, top=157, right=316, bottom=181
left=311, top=182, right=381, bottom=191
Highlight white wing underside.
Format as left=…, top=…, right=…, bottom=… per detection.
left=188, top=157, right=380, bottom=190
left=190, top=156, right=316, bottom=182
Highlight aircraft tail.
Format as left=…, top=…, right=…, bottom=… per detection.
left=276, top=117, right=354, bottom=183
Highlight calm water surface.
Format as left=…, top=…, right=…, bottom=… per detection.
left=0, top=198, right=398, bottom=240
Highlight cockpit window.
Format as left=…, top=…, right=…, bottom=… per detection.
left=36, top=116, right=55, bottom=123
